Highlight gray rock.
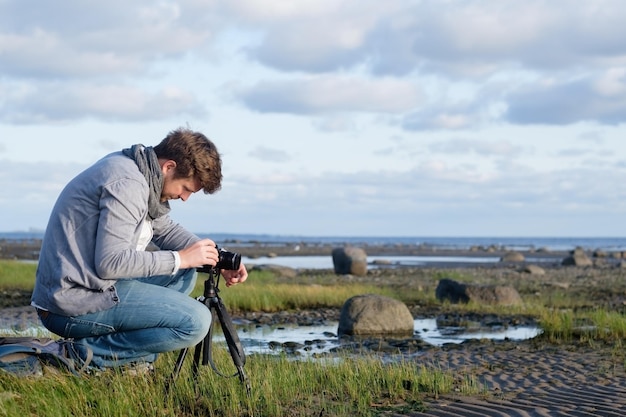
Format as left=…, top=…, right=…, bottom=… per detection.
left=500, top=251, right=525, bottom=262
left=435, top=278, right=469, bottom=303
left=562, top=247, right=593, bottom=267
left=332, top=246, right=368, bottom=276
left=436, top=278, right=522, bottom=306
left=250, top=264, right=297, bottom=278
left=522, top=264, right=545, bottom=275
left=465, top=285, right=523, bottom=306
left=338, top=294, right=414, bottom=336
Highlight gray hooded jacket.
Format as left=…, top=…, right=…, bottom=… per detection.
left=31, top=151, right=199, bottom=316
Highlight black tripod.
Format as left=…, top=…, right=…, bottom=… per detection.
left=165, top=267, right=250, bottom=397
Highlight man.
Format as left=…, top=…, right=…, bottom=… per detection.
left=31, top=128, right=247, bottom=372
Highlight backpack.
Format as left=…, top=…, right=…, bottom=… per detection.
left=0, top=337, right=89, bottom=377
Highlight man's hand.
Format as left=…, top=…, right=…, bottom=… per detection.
left=178, top=239, right=218, bottom=269
left=222, top=263, right=248, bottom=287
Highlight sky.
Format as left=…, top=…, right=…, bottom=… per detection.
left=1, top=0, right=625, bottom=238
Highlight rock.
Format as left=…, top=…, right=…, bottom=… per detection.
left=562, top=247, right=593, bottom=267
left=500, top=251, right=525, bottom=262
left=522, top=264, right=545, bottom=275
left=435, top=278, right=469, bottom=303
left=250, top=264, right=297, bottom=278
left=436, top=278, right=523, bottom=306
left=465, top=285, right=523, bottom=306
left=337, top=294, right=414, bottom=336
left=332, top=246, right=368, bottom=276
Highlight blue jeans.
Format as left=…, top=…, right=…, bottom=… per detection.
left=38, top=269, right=212, bottom=369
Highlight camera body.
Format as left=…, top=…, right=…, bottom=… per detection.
left=196, top=245, right=241, bottom=274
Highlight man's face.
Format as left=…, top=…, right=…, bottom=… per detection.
left=160, top=160, right=202, bottom=202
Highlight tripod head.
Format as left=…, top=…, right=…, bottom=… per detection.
left=196, top=266, right=220, bottom=299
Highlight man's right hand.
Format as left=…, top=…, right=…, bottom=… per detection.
left=178, top=239, right=219, bottom=269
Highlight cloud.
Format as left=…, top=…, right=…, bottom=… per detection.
left=0, top=83, right=206, bottom=123
left=236, top=0, right=400, bottom=72
left=3, top=146, right=625, bottom=236
left=505, top=72, right=626, bottom=125
left=0, top=160, right=85, bottom=207
left=402, top=108, right=479, bottom=130
left=3, top=0, right=626, bottom=130
left=178, top=156, right=626, bottom=235
left=236, top=75, right=422, bottom=115
left=247, top=146, right=291, bottom=163
left=312, top=115, right=357, bottom=132
left=237, top=1, right=626, bottom=77
left=578, top=130, right=606, bottom=144
left=429, top=139, right=524, bottom=157
left=0, top=1, right=214, bottom=79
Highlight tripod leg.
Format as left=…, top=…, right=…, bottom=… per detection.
left=191, top=338, right=204, bottom=383
left=164, top=347, right=189, bottom=397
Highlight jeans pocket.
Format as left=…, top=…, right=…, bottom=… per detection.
left=64, top=318, right=115, bottom=338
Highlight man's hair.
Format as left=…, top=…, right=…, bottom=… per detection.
left=154, top=128, right=223, bottom=194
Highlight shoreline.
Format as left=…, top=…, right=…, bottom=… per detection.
left=1, top=236, right=619, bottom=262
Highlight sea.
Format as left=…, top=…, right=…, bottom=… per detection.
left=3, top=231, right=625, bottom=252
left=203, top=234, right=626, bottom=252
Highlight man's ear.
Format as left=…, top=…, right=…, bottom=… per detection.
left=160, top=159, right=177, bottom=175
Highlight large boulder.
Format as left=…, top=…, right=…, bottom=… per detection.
left=332, top=246, right=368, bottom=276
left=435, top=278, right=523, bottom=306
left=562, top=247, right=593, bottom=267
left=338, top=294, right=414, bottom=336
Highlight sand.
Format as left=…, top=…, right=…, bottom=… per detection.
left=411, top=339, right=626, bottom=416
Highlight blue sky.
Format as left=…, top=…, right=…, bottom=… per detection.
left=1, top=0, right=625, bottom=237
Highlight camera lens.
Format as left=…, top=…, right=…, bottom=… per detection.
left=217, top=248, right=241, bottom=270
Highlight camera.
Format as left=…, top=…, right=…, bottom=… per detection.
left=196, top=245, right=241, bottom=274
left=215, top=246, right=241, bottom=270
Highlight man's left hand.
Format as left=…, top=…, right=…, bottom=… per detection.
left=222, top=263, right=248, bottom=287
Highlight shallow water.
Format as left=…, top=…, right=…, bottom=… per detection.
left=243, top=255, right=554, bottom=269
left=222, top=318, right=541, bottom=357
left=1, top=318, right=541, bottom=359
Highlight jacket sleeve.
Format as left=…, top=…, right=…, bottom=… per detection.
left=151, top=215, right=200, bottom=251
left=94, top=178, right=179, bottom=279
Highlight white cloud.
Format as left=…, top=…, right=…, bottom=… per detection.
left=429, top=139, right=524, bottom=157
left=0, top=83, right=205, bottom=123
left=237, top=75, right=422, bottom=115
left=247, top=146, right=291, bottom=163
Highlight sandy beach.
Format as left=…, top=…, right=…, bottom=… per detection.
left=2, top=239, right=625, bottom=416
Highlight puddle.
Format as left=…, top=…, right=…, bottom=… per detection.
left=221, top=318, right=541, bottom=357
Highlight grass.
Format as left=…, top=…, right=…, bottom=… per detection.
left=0, top=348, right=483, bottom=417
left=539, top=308, right=626, bottom=343
left=2, top=259, right=626, bottom=415
left=208, top=270, right=403, bottom=312
left=0, top=261, right=36, bottom=290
